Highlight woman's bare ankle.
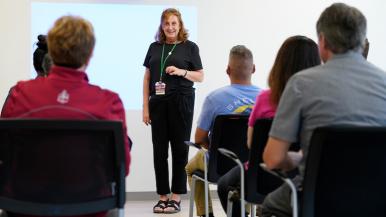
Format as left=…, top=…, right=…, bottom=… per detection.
left=159, top=194, right=169, bottom=201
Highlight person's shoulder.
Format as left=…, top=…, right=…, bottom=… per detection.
left=182, top=40, right=199, bottom=48
left=289, top=64, right=324, bottom=85
left=204, top=85, right=231, bottom=100
left=183, top=40, right=196, bottom=45
left=13, top=78, right=41, bottom=90
left=212, top=85, right=232, bottom=94
left=364, top=60, right=386, bottom=75
left=150, top=41, right=160, bottom=46
left=87, top=83, right=122, bottom=101
left=259, top=89, right=272, bottom=98
left=248, top=84, right=262, bottom=93
left=4, top=78, right=43, bottom=101
left=148, top=41, right=161, bottom=49
left=231, top=84, right=261, bottom=94
left=298, top=64, right=324, bottom=77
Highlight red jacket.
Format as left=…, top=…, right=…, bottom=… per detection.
left=1, top=66, right=131, bottom=217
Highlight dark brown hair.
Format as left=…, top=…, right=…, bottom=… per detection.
left=33, top=35, right=48, bottom=75
left=155, top=8, right=189, bottom=43
left=268, top=35, right=321, bottom=106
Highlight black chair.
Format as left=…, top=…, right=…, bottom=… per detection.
left=186, top=114, right=250, bottom=217
left=0, top=119, right=126, bottom=217
left=219, top=118, right=283, bottom=217
left=262, top=125, right=386, bottom=217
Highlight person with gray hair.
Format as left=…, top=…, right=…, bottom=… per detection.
left=261, top=3, right=386, bottom=217
left=185, top=45, right=261, bottom=217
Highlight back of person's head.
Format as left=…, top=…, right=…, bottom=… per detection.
left=47, top=15, right=95, bottom=69
left=268, top=35, right=321, bottom=106
left=33, top=34, right=49, bottom=76
left=227, top=45, right=254, bottom=83
left=316, top=3, right=366, bottom=54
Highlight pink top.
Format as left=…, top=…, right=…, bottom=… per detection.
left=244, top=89, right=277, bottom=170
left=248, top=89, right=277, bottom=127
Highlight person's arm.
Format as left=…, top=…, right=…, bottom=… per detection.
left=165, top=66, right=204, bottom=82
left=247, top=126, right=254, bottom=149
left=142, top=68, right=151, bottom=126
left=110, top=94, right=131, bottom=176
left=195, top=127, right=210, bottom=149
left=184, top=69, right=204, bottom=82
left=1, top=85, right=19, bottom=118
left=263, top=137, right=302, bottom=172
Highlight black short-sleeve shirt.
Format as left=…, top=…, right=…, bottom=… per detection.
left=143, top=40, right=203, bottom=96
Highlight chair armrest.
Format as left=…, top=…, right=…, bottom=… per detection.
left=259, top=163, right=289, bottom=179
left=218, top=148, right=239, bottom=161
left=218, top=148, right=243, bottom=170
left=184, top=141, right=202, bottom=150
left=218, top=148, right=246, bottom=217
left=259, top=163, right=299, bottom=217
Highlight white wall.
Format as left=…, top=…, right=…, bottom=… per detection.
left=1, top=0, right=386, bottom=192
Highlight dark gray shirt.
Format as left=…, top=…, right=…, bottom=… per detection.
left=270, top=51, right=386, bottom=176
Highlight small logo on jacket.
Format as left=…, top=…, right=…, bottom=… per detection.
left=57, top=90, right=70, bottom=104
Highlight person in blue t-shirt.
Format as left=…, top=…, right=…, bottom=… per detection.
left=185, top=45, right=261, bottom=217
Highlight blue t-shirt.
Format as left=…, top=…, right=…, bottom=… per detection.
left=197, top=84, right=261, bottom=132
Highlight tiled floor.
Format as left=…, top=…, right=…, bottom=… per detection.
left=125, top=199, right=227, bottom=217
left=0, top=199, right=229, bottom=217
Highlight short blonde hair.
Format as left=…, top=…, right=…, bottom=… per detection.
left=48, top=16, right=95, bottom=68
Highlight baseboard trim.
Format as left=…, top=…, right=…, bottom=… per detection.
left=126, top=190, right=219, bottom=201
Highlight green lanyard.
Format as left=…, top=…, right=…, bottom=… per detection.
left=159, top=43, right=177, bottom=81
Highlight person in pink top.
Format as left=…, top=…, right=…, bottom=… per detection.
left=217, top=35, right=321, bottom=217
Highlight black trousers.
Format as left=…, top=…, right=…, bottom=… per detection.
left=217, top=166, right=243, bottom=217
left=149, top=93, right=194, bottom=195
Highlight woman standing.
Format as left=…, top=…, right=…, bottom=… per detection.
left=143, top=8, right=204, bottom=214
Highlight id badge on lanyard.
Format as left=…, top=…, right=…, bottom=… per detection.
left=157, top=43, right=177, bottom=96
left=155, top=81, right=166, bottom=95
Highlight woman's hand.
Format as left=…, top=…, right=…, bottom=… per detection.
left=165, top=66, right=185, bottom=76
left=165, top=66, right=204, bottom=82
left=143, top=106, right=151, bottom=126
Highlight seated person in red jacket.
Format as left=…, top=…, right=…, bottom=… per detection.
left=1, top=15, right=131, bottom=217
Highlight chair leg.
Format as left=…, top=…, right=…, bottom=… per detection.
left=250, top=204, right=256, bottom=217
left=205, top=179, right=209, bottom=217
left=226, top=191, right=234, bottom=217
left=203, top=151, right=209, bottom=217
left=118, top=208, right=124, bottom=217
left=190, top=176, right=197, bottom=217
left=283, top=178, right=298, bottom=217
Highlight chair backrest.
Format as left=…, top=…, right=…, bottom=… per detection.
left=302, top=126, right=386, bottom=217
left=0, top=119, right=126, bottom=216
left=245, top=118, right=283, bottom=203
left=207, top=114, right=249, bottom=182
